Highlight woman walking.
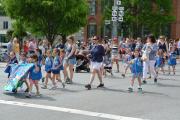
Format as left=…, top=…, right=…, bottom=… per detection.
left=142, top=35, right=158, bottom=84
left=85, top=36, right=105, bottom=90
left=64, top=36, right=76, bottom=84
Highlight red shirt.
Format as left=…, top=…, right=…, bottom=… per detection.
left=24, top=45, right=29, bottom=53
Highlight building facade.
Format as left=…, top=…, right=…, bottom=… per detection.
left=84, top=0, right=180, bottom=43
left=171, top=0, right=180, bottom=39
left=83, top=0, right=102, bottom=44
left=0, top=16, right=12, bottom=42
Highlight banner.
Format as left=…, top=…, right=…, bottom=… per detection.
left=4, top=63, right=34, bottom=92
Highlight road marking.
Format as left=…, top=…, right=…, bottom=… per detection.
left=0, top=99, right=148, bottom=120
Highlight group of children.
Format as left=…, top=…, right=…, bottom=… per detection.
left=3, top=40, right=178, bottom=96
left=120, top=46, right=177, bottom=93
left=4, top=48, right=66, bottom=97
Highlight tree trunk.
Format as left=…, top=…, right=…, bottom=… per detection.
left=62, top=34, right=67, bottom=44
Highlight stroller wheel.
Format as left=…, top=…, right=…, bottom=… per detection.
left=12, top=88, right=17, bottom=94
left=75, top=69, right=79, bottom=73
left=87, top=68, right=90, bottom=73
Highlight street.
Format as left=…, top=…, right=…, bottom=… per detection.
left=0, top=62, right=180, bottom=120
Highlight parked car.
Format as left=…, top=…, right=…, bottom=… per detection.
left=0, top=43, right=8, bottom=62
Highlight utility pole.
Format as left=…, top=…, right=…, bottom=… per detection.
left=112, top=0, right=124, bottom=40
left=112, top=0, right=118, bottom=39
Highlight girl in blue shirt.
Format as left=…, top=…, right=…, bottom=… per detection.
left=168, top=47, right=177, bottom=75
left=155, top=49, right=165, bottom=75
left=127, top=49, right=143, bottom=92
left=41, top=50, right=53, bottom=89
left=122, top=48, right=133, bottom=77
left=27, top=54, right=42, bottom=97
left=51, top=48, right=65, bottom=89
left=4, top=51, right=18, bottom=78
left=19, top=52, right=29, bottom=93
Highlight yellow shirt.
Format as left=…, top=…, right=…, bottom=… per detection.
left=13, top=43, right=20, bottom=53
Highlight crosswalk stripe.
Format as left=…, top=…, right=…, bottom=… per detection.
left=0, top=99, right=148, bottom=120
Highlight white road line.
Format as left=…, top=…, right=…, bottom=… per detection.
left=0, top=100, right=148, bottom=120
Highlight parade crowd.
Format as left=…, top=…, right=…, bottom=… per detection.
left=3, top=34, right=180, bottom=97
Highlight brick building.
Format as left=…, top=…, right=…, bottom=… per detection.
left=171, top=0, right=180, bottom=39
left=84, top=0, right=180, bottom=43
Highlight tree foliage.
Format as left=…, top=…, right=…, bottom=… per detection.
left=102, top=0, right=175, bottom=38
left=3, top=0, right=88, bottom=44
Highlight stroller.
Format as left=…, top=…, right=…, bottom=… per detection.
left=75, top=54, right=90, bottom=73
left=103, top=52, right=113, bottom=76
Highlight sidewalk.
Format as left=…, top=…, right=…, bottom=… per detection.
left=0, top=62, right=6, bottom=68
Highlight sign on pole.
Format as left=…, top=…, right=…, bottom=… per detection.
left=112, top=0, right=124, bottom=22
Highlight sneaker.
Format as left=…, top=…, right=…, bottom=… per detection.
left=154, top=78, right=157, bottom=83
left=97, top=83, right=104, bottom=88
left=36, top=92, right=41, bottom=97
left=42, top=77, right=45, bottom=83
left=121, top=74, right=125, bottom=78
left=65, top=77, right=70, bottom=83
left=25, top=93, right=32, bottom=98
left=24, top=88, right=29, bottom=93
left=128, top=87, right=133, bottom=92
left=142, top=80, right=147, bottom=84
left=138, top=88, right=143, bottom=93
left=147, top=76, right=151, bottom=79
left=85, top=84, right=91, bottom=90
left=62, top=83, right=65, bottom=88
left=41, top=85, right=47, bottom=89
left=50, top=86, right=57, bottom=90
left=66, top=80, right=73, bottom=84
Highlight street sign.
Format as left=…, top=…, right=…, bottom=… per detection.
left=111, top=0, right=124, bottom=22
left=117, top=1, right=121, bottom=5
left=105, top=20, right=111, bottom=25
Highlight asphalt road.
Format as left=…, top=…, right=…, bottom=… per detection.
left=0, top=62, right=180, bottom=120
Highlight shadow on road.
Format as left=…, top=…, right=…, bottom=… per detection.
left=3, top=92, right=56, bottom=101
left=157, top=83, right=180, bottom=88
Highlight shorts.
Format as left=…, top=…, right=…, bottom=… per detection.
left=64, top=58, right=76, bottom=65
left=132, top=73, right=142, bottom=78
left=52, top=69, right=60, bottom=74
left=46, top=70, right=51, bottom=74
left=90, top=62, right=103, bottom=70
left=29, top=79, right=39, bottom=84
left=112, top=54, right=119, bottom=60
left=59, top=65, right=64, bottom=70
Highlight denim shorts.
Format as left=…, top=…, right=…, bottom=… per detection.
left=64, top=58, right=76, bottom=65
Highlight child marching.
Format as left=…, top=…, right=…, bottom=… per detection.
left=127, top=49, right=143, bottom=93
left=27, top=54, right=42, bottom=97
left=51, top=48, right=65, bottom=90
left=168, top=47, right=177, bottom=75
left=41, top=50, right=53, bottom=89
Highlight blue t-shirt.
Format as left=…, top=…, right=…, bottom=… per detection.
left=29, top=64, right=42, bottom=80
left=52, top=56, right=61, bottom=70
left=155, top=56, right=164, bottom=67
left=168, top=52, right=176, bottom=66
left=131, top=58, right=143, bottom=74
left=91, top=45, right=105, bottom=62
left=38, top=55, right=43, bottom=66
left=45, top=57, right=53, bottom=72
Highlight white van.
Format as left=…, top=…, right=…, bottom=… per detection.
left=0, top=43, right=8, bottom=53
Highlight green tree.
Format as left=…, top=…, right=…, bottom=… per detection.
left=3, top=0, right=88, bottom=44
left=0, top=0, right=5, bottom=15
left=102, top=0, right=175, bottom=38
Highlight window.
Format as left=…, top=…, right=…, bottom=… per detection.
left=3, top=21, right=8, bottom=29
left=89, top=0, right=96, bottom=16
left=87, top=23, right=97, bottom=38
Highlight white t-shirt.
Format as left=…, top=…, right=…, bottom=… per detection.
left=177, top=40, right=180, bottom=49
